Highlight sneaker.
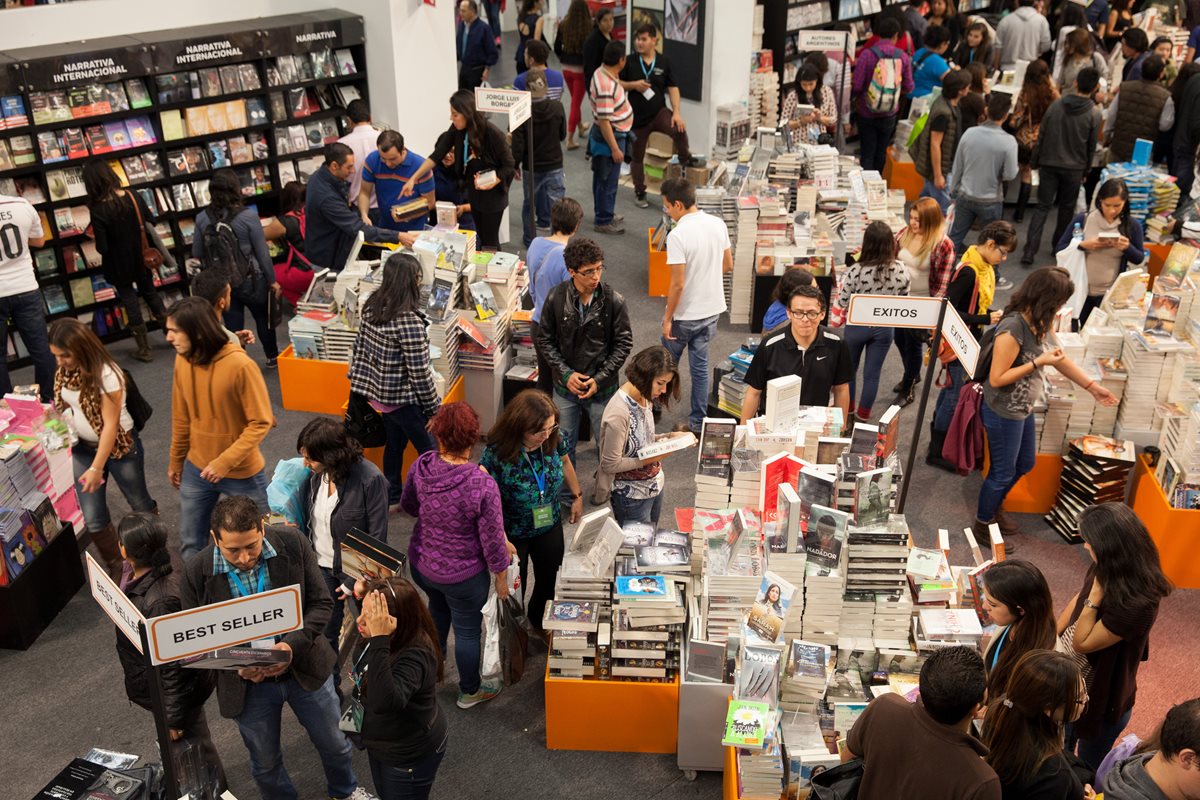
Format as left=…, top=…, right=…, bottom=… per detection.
left=457, top=682, right=501, bottom=709
left=594, top=221, right=626, bottom=235
left=265, top=357, right=278, bottom=369
left=1020, top=253, right=1034, bottom=267
left=612, top=213, right=625, bottom=224
left=996, top=276, right=1014, bottom=290
left=334, top=789, right=379, bottom=800
left=535, top=225, right=551, bottom=237
left=634, top=193, right=650, bottom=208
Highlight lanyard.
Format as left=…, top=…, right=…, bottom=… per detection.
left=462, top=132, right=470, bottom=166
left=231, top=562, right=266, bottom=598
left=524, top=450, right=546, bottom=498
left=991, top=625, right=1010, bottom=670
left=640, top=55, right=656, bottom=80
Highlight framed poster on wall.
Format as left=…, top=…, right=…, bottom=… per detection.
left=632, top=0, right=705, bottom=100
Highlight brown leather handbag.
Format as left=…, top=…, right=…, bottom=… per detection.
left=128, top=192, right=164, bottom=271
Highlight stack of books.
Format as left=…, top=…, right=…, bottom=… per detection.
left=695, top=418, right=736, bottom=510
left=731, top=197, right=760, bottom=325
left=780, top=640, right=830, bottom=713
left=914, top=607, right=984, bottom=650
left=907, top=547, right=957, bottom=605
left=505, top=309, right=536, bottom=383
left=545, top=602, right=602, bottom=680
left=1116, top=329, right=1169, bottom=435
left=609, top=584, right=683, bottom=682
left=703, top=574, right=762, bottom=644
left=1046, top=435, right=1137, bottom=542
left=0, top=506, right=43, bottom=582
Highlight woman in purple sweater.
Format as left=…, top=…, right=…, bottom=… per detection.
left=401, top=402, right=513, bottom=710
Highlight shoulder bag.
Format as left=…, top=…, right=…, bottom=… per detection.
left=121, top=368, right=153, bottom=432
left=810, top=758, right=863, bottom=800
left=345, top=392, right=387, bottom=449
left=128, top=192, right=164, bottom=272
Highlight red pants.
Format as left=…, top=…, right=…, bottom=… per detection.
left=631, top=106, right=692, bottom=195
left=564, top=69, right=586, bottom=135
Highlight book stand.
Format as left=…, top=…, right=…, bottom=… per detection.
left=0, top=523, right=82, bottom=650
left=544, top=662, right=680, bottom=753
left=1131, top=455, right=1200, bottom=589
left=648, top=228, right=670, bottom=297
left=882, top=147, right=922, bottom=204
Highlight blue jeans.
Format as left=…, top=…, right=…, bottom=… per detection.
left=224, top=294, right=279, bottom=360
left=522, top=168, right=566, bottom=246
left=552, top=389, right=606, bottom=466
left=893, top=327, right=926, bottom=385
left=178, top=461, right=270, bottom=560
left=856, top=113, right=897, bottom=172
left=921, top=176, right=952, bottom=214
left=611, top=490, right=663, bottom=527
left=1066, top=708, right=1133, bottom=771
left=977, top=403, right=1036, bottom=523
left=72, top=436, right=157, bottom=533
left=843, top=324, right=893, bottom=416
left=949, top=196, right=1004, bottom=264
left=234, top=674, right=357, bottom=800
left=591, top=136, right=630, bottom=225
left=382, top=405, right=436, bottom=505
left=369, top=738, right=447, bottom=800
left=410, top=564, right=490, bottom=695
left=933, top=360, right=967, bottom=432
left=320, top=567, right=346, bottom=662
left=0, top=289, right=56, bottom=401
left=483, top=0, right=502, bottom=39
left=662, top=315, right=720, bottom=432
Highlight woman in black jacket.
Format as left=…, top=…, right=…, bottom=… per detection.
left=113, top=513, right=225, bottom=789
left=354, top=576, right=447, bottom=800
left=83, top=161, right=168, bottom=363
left=297, top=417, right=390, bottom=656
left=402, top=91, right=515, bottom=250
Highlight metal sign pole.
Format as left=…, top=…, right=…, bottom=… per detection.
left=527, top=116, right=536, bottom=247
left=897, top=296, right=949, bottom=514
left=139, top=622, right=181, bottom=799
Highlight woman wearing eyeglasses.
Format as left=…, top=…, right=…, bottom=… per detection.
left=981, top=650, right=1094, bottom=800
left=481, top=389, right=583, bottom=635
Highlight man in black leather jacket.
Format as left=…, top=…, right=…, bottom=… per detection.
left=535, top=236, right=633, bottom=466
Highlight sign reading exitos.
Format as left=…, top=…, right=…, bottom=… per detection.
left=86, top=552, right=145, bottom=652
left=474, top=87, right=531, bottom=128
left=940, top=303, right=980, bottom=378
left=147, top=584, right=303, bottom=665
left=846, top=294, right=944, bottom=329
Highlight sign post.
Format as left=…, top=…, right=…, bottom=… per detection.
left=475, top=87, right=534, bottom=245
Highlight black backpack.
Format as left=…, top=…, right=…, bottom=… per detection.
left=200, top=208, right=257, bottom=294
left=120, top=368, right=153, bottom=431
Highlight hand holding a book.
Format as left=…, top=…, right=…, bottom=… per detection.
left=361, top=590, right=397, bottom=637
left=239, top=642, right=292, bottom=682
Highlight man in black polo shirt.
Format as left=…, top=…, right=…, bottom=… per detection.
left=619, top=22, right=693, bottom=209
left=740, top=284, right=852, bottom=424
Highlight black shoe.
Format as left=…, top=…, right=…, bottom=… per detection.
left=891, top=380, right=905, bottom=394
left=896, top=380, right=917, bottom=408
left=1020, top=253, right=1034, bottom=267
left=634, top=193, right=649, bottom=209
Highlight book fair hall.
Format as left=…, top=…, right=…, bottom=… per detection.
left=5, top=0, right=1200, bottom=798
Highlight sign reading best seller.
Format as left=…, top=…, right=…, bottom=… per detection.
left=148, top=584, right=303, bottom=665
left=86, top=552, right=145, bottom=652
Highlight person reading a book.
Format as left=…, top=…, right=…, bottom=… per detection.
left=535, top=236, right=633, bottom=466
left=347, top=253, right=438, bottom=510
left=112, top=513, right=226, bottom=792
left=978, top=560, right=1056, bottom=703
left=1058, top=503, right=1172, bottom=770
left=1102, top=697, right=1200, bottom=799
left=595, top=345, right=692, bottom=526
left=351, top=577, right=448, bottom=800
left=179, top=496, right=373, bottom=800
left=976, top=267, right=1118, bottom=544
left=49, top=318, right=157, bottom=580
left=297, top=417, right=389, bottom=658
left=740, top=284, right=853, bottom=425
left=845, top=645, right=1001, bottom=799
left=981, top=650, right=1094, bottom=800
left=402, top=401, right=513, bottom=710
left=357, top=129, right=435, bottom=244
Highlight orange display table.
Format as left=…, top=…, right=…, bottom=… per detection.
left=358, top=375, right=465, bottom=477
left=277, top=345, right=351, bottom=416
left=1131, top=455, right=1200, bottom=589
left=648, top=227, right=669, bottom=297
left=544, top=663, right=680, bottom=753
left=981, top=446, right=1064, bottom=515
left=883, top=147, right=922, bottom=203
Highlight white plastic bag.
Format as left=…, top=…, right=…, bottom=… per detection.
left=1056, top=238, right=1090, bottom=321
left=478, top=556, right=520, bottom=683
left=498, top=206, right=511, bottom=245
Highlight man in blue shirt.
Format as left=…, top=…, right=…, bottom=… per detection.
left=910, top=25, right=952, bottom=99
left=456, top=0, right=498, bottom=90
left=357, top=129, right=435, bottom=246
left=514, top=40, right=565, bottom=101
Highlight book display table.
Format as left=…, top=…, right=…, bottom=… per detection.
left=277, top=345, right=352, bottom=416
left=883, top=147, right=922, bottom=203
left=981, top=451, right=1065, bottom=514
left=544, top=662, right=680, bottom=753
left=0, top=523, right=82, bottom=650
left=648, top=228, right=670, bottom=297
left=1131, top=455, right=1200, bottom=589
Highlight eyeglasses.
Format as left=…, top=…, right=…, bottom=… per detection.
left=576, top=264, right=605, bottom=278
left=1075, top=692, right=1090, bottom=706
left=788, top=309, right=823, bottom=321
left=533, top=424, right=559, bottom=436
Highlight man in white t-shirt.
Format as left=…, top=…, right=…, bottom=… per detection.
left=660, top=177, right=733, bottom=433
left=0, top=193, right=57, bottom=401
left=336, top=99, right=382, bottom=221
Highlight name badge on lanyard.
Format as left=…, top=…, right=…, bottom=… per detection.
left=232, top=564, right=274, bottom=648
left=641, top=55, right=656, bottom=101
left=525, top=451, right=555, bottom=530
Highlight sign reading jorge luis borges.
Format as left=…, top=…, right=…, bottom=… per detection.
left=148, top=584, right=302, bottom=665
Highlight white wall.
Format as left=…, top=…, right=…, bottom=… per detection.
left=0, top=0, right=457, bottom=154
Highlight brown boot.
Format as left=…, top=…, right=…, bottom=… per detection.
left=131, top=324, right=153, bottom=363
left=90, top=523, right=125, bottom=581
left=993, top=507, right=1021, bottom=538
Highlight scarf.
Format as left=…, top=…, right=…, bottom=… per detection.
left=959, top=245, right=996, bottom=314
left=55, top=367, right=134, bottom=460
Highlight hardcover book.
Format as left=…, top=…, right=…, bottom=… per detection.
left=853, top=467, right=892, bottom=526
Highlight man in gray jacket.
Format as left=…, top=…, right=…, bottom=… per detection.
left=996, top=0, right=1051, bottom=66
left=1022, top=68, right=1103, bottom=265
left=1103, top=696, right=1200, bottom=799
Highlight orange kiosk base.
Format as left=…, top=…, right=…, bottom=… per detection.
left=544, top=663, right=680, bottom=753
left=277, top=345, right=351, bottom=416
left=883, top=147, right=922, bottom=203
left=1131, top=455, right=1200, bottom=589
left=981, top=442, right=1065, bottom=514
left=648, top=228, right=669, bottom=297
left=357, top=375, right=465, bottom=478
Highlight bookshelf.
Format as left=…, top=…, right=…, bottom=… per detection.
left=0, top=11, right=367, bottom=369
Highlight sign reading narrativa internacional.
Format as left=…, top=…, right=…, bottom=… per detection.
left=145, top=28, right=264, bottom=72
left=16, top=38, right=154, bottom=92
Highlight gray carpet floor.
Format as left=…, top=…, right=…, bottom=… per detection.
left=4, top=39, right=1198, bottom=800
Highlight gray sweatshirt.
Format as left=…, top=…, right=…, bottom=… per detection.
left=1102, top=754, right=1171, bottom=800
left=1032, top=94, right=1101, bottom=171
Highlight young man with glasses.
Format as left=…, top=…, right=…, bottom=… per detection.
left=178, top=495, right=375, bottom=800
left=740, top=284, right=852, bottom=424
left=535, top=236, right=633, bottom=466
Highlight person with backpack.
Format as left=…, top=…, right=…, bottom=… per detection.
left=193, top=168, right=281, bottom=368
left=852, top=16, right=914, bottom=172
left=913, top=69, right=972, bottom=213
left=910, top=25, right=953, bottom=99
left=266, top=181, right=314, bottom=306
left=83, top=161, right=169, bottom=364
left=49, top=318, right=157, bottom=579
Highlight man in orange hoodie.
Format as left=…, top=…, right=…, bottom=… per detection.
left=167, top=297, right=274, bottom=559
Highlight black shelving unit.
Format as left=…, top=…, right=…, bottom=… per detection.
left=0, top=11, right=367, bottom=369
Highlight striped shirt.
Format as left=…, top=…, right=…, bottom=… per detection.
left=589, top=67, right=633, bottom=133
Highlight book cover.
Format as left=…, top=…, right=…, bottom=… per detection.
left=339, top=528, right=406, bottom=583
left=737, top=644, right=783, bottom=704
left=125, top=116, right=156, bottom=147
left=1, top=95, right=29, bottom=127
left=614, top=574, right=671, bottom=599
left=61, top=128, right=89, bottom=160
left=746, top=570, right=797, bottom=644
left=1154, top=242, right=1196, bottom=292
left=125, top=78, right=152, bottom=109
left=182, top=645, right=291, bottom=670
left=228, top=137, right=253, bottom=165
left=853, top=467, right=892, bottom=526
left=237, top=63, right=262, bottom=91
left=1144, top=293, right=1180, bottom=338
left=103, top=81, right=130, bottom=113
left=103, top=121, right=132, bottom=150
left=184, top=105, right=211, bottom=137
left=218, top=64, right=242, bottom=95
left=469, top=280, right=498, bottom=319
left=207, top=139, right=230, bottom=168
left=43, top=285, right=70, bottom=314
left=875, top=404, right=901, bottom=461
left=36, top=131, right=67, bottom=163
left=141, top=152, right=165, bottom=181
left=722, top=700, right=771, bottom=749
left=765, top=374, right=803, bottom=433
left=776, top=483, right=803, bottom=553
left=633, top=544, right=690, bottom=570
left=849, top=422, right=880, bottom=456
left=457, top=317, right=493, bottom=348
left=697, top=417, right=736, bottom=482
left=245, top=97, right=268, bottom=127
left=85, top=124, right=113, bottom=155
left=160, top=109, right=185, bottom=141
left=636, top=432, right=696, bottom=461
left=334, top=48, right=357, bottom=75
left=542, top=600, right=598, bottom=631
left=34, top=249, right=58, bottom=278
left=797, top=466, right=836, bottom=530
left=804, top=503, right=848, bottom=574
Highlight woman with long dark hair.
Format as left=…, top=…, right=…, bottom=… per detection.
left=975, top=268, right=1118, bottom=541
left=114, top=513, right=225, bottom=789
left=1054, top=178, right=1145, bottom=326
left=952, top=21, right=994, bottom=71
left=402, top=91, right=515, bottom=250
left=1060, top=502, right=1173, bottom=769
left=893, top=197, right=955, bottom=406
left=192, top=168, right=281, bottom=366
left=925, top=0, right=961, bottom=52
left=979, top=559, right=1057, bottom=701
left=981, top=651, right=1090, bottom=800
left=267, top=180, right=314, bottom=306
left=352, top=576, right=447, bottom=799
left=297, top=417, right=389, bottom=655
left=515, top=0, right=546, bottom=75
left=1104, top=0, right=1135, bottom=51
left=50, top=319, right=157, bottom=579
left=481, top=389, right=583, bottom=634
left=347, top=253, right=438, bottom=508
left=782, top=64, right=837, bottom=146
left=833, top=221, right=910, bottom=421
left=555, top=0, right=593, bottom=149
left=1008, top=60, right=1059, bottom=222
left=583, top=7, right=615, bottom=92
left=83, top=161, right=168, bottom=363
left=1053, top=29, right=1109, bottom=95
